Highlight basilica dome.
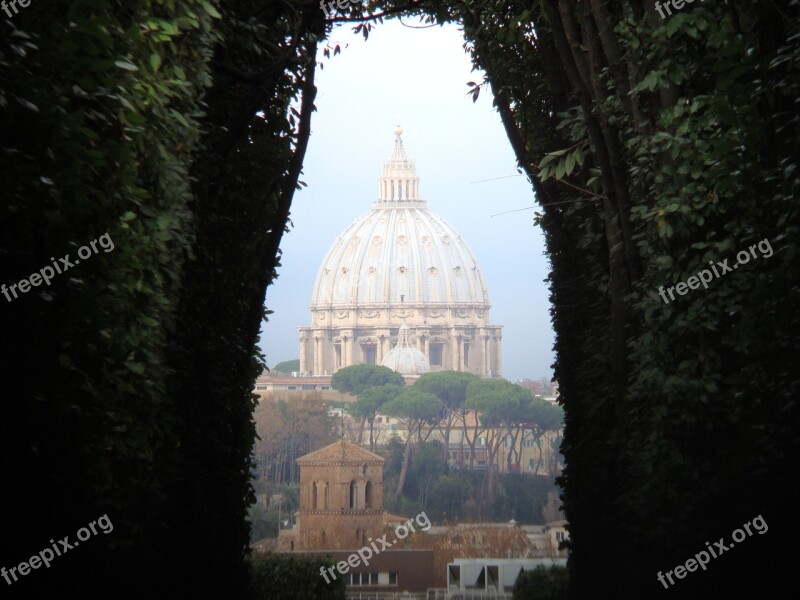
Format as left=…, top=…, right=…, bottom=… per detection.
left=299, top=128, right=502, bottom=378
left=310, top=134, right=489, bottom=309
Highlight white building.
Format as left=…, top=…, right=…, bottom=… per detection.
left=299, top=127, right=502, bottom=377
left=445, top=557, right=567, bottom=598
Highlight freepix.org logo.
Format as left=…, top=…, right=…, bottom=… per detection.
left=656, top=514, right=768, bottom=589
left=1, top=0, right=33, bottom=20
left=2, top=514, right=114, bottom=586
left=319, top=0, right=365, bottom=20
left=657, top=238, right=773, bottom=304
left=319, top=511, right=431, bottom=584
left=2, top=233, right=115, bottom=303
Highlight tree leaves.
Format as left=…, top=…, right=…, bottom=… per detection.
left=114, top=59, right=139, bottom=71
left=537, top=144, right=587, bottom=181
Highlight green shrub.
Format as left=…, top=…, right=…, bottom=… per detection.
left=273, top=359, right=301, bottom=373
left=249, top=554, right=346, bottom=600
left=513, top=565, right=569, bottom=600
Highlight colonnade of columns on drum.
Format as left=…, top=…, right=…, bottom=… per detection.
left=300, top=326, right=502, bottom=377
left=378, top=178, right=419, bottom=201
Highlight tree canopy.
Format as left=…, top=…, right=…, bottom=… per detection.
left=414, top=370, right=480, bottom=410
left=348, top=383, right=404, bottom=449
left=272, top=359, right=300, bottom=373
left=331, top=363, right=405, bottom=396
left=383, top=388, right=444, bottom=435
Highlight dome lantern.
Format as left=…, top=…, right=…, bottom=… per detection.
left=378, top=125, right=421, bottom=204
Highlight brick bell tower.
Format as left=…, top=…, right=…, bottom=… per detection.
left=293, top=440, right=386, bottom=550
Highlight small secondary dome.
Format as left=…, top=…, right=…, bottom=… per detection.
left=382, top=324, right=430, bottom=375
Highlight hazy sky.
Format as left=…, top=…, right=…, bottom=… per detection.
left=259, top=17, right=555, bottom=382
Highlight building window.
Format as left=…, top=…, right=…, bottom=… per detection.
left=335, top=343, right=342, bottom=369
left=348, top=572, right=379, bottom=586
left=256, top=385, right=267, bottom=390
left=429, top=343, right=443, bottom=366
left=349, top=481, right=356, bottom=509
left=365, top=481, right=373, bottom=508
left=556, top=531, right=566, bottom=542
left=312, top=482, right=318, bottom=509
left=389, top=572, right=397, bottom=585
left=324, top=481, right=329, bottom=509
left=463, top=342, right=470, bottom=367
left=448, top=565, right=461, bottom=587
left=363, top=345, right=377, bottom=365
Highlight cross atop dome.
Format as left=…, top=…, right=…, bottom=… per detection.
left=377, top=126, right=423, bottom=204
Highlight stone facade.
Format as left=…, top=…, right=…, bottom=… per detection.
left=291, top=440, right=387, bottom=550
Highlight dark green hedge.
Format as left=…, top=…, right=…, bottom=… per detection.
left=424, top=0, right=800, bottom=598
left=249, top=554, right=346, bottom=600
left=1, top=0, right=325, bottom=596
left=513, top=565, right=569, bottom=600
left=1, top=0, right=218, bottom=594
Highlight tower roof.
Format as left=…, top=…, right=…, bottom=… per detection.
left=296, top=440, right=385, bottom=465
